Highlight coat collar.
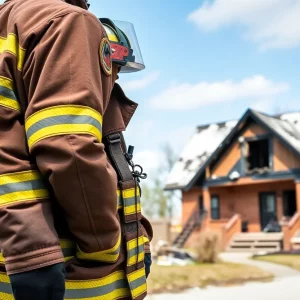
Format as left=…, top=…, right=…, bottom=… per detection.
left=4, top=0, right=88, bottom=9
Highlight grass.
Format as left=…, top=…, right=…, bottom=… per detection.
left=147, top=262, right=273, bottom=294
left=254, top=255, right=300, bottom=271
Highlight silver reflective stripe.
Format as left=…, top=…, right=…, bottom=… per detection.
left=0, top=86, right=17, bottom=100
left=26, top=115, right=102, bottom=139
left=64, top=279, right=128, bottom=299
left=0, top=282, right=12, bottom=294
left=127, top=244, right=144, bottom=259
left=118, top=195, right=140, bottom=207
left=0, top=180, right=46, bottom=196
left=129, top=276, right=146, bottom=290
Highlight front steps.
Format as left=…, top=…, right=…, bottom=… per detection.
left=227, top=232, right=283, bottom=253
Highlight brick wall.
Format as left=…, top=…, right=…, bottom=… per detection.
left=210, top=180, right=294, bottom=231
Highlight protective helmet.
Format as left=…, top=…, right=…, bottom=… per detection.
left=100, top=18, right=145, bottom=73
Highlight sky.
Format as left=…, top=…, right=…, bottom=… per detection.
left=88, top=0, right=300, bottom=176
left=2, top=0, right=300, bottom=180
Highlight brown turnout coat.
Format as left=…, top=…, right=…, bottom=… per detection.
left=0, top=0, right=153, bottom=299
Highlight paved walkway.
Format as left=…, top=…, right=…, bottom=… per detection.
left=147, top=276, right=300, bottom=300
left=147, top=252, right=300, bottom=300
left=219, top=252, right=300, bottom=278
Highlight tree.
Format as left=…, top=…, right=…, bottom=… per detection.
left=140, top=142, right=179, bottom=220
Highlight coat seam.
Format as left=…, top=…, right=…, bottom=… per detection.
left=5, top=248, right=62, bottom=264
left=66, top=135, right=102, bottom=251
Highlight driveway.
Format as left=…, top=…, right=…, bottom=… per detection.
left=147, top=252, right=300, bottom=300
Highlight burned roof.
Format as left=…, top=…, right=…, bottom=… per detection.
left=165, top=109, right=300, bottom=191
left=165, top=119, right=237, bottom=190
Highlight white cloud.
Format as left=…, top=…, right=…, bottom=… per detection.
left=150, top=75, right=289, bottom=110
left=121, top=72, right=160, bottom=92
left=134, top=150, right=163, bottom=173
left=250, top=98, right=275, bottom=113
left=188, top=0, right=300, bottom=50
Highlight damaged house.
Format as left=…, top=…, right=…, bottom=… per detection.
left=166, top=109, right=300, bottom=252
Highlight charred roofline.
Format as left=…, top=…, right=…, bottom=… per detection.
left=184, top=109, right=300, bottom=192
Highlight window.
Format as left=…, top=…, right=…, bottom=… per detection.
left=211, top=196, right=220, bottom=220
left=199, top=196, right=204, bottom=211
left=283, top=190, right=297, bottom=217
left=246, top=139, right=270, bottom=173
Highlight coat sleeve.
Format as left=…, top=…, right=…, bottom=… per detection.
left=23, top=11, right=121, bottom=263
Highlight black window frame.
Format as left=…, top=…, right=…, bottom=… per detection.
left=243, top=134, right=273, bottom=174
left=210, top=195, right=220, bottom=220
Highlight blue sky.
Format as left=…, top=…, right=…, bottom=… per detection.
left=2, top=0, right=299, bottom=178
left=88, top=0, right=300, bottom=176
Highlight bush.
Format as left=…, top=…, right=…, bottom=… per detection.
left=193, top=230, right=221, bottom=263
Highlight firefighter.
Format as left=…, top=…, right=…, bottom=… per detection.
left=0, top=0, right=152, bottom=299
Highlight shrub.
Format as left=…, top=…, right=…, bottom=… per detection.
left=193, top=230, right=221, bottom=263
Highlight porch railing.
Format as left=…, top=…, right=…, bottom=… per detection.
left=282, top=212, right=300, bottom=250
left=222, top=214, right=242, bottom=250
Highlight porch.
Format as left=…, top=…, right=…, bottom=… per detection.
left=179, top=178, right=300, bottom=251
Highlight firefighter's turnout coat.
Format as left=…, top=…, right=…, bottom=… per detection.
left=0, top=0, right=153, bottom=299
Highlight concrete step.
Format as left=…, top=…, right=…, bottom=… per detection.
left=226, top=232, right=283, bottom=253
left=232, top=233, right=283, bottom=241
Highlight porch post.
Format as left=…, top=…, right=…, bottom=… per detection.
left=282, top=180, right=300, bottom=251
left=296, top=181, right=300, bottom=214
left=203, top=186, right=211, bottom=224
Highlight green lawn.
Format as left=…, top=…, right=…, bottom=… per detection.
left=147, top=262, right=273, bottom=294
left=254, top=255, right=300, bottom=271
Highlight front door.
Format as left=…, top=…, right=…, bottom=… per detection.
left=259, top=192, right=277, bottom=230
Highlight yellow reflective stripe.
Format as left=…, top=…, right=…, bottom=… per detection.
left=0, top=170, right=49, bottom=207
left=77, top=234, right=121, bottom=263
left=0, top=254, right=4, bottom=264
left=117, top=188, right=141, bottom=215
left=66, top=270, right=124, bottom=290
left=65, top=288, right=130, bottom=300
left=0, top=170, right=41, bottom=185
left=0, top=34, right=26, bottom=71
left=0, top=76, right=13, bottom=90
left=143, top=236, right=149, bottom=243
left=132, top=283, right=147, bottom=299
left=127, top=268, right=147, bottom=299
left=0, top=76, right=20, bottom=111
left=117, top=188, right=140, bottom=199
left=0, top=271, right=131, bottom=300
left=127, top=236, right=145, bottom=266
left=25, top=105, right=103, bottom=149
left=0, top=274, right=10, bottom=284
left=27, top=124, right=102, bottom=149
left=0, top=95, right=20, bottom=111
left=128, top=237, right=144, bottom=251
left=124, top=203, right=141, bottom=215
left=0, top=190, right=49, bottom=207
left=127, top=251, right=144, bottom=266
left=0, top=292, right=14, bottom=300
left=25, top=105, right=103, bottom=129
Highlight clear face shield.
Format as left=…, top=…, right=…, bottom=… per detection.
left=111, top=20, right=145, bottom=73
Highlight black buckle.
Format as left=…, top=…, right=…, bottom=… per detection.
left=107, top=133, right=121, bottom=144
